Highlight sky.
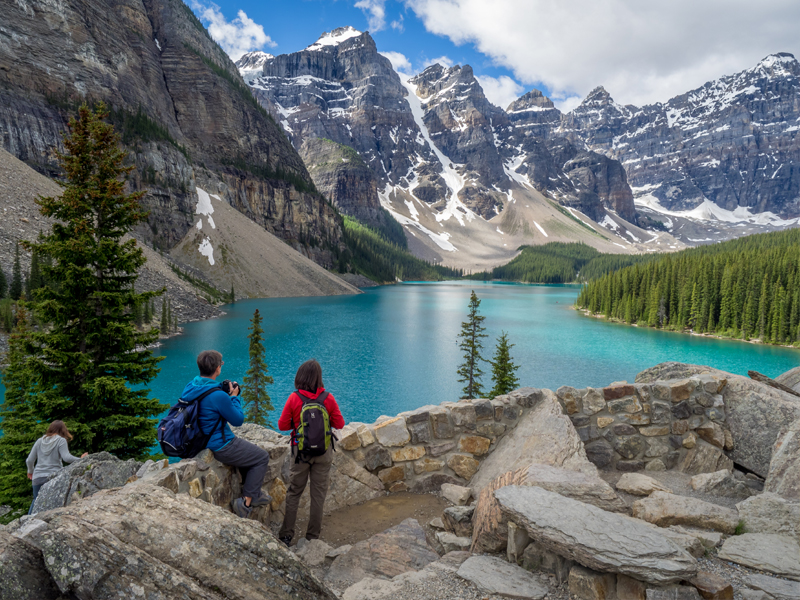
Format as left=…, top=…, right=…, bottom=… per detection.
left=189, top=0, right=800, bottom=112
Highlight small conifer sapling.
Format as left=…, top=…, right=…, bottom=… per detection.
left=489, top=331, right=520, bottom=397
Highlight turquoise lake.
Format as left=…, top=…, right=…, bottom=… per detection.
left=146, top=281, right=799, bottom=426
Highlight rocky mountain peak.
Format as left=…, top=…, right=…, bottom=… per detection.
left=507, top=89, right=556, bottom=113
left=580, top=86, right=616, bottom=107
left=305, top=26, right=364, bottom=52
left=750, top=52, right=800, bottom=78
left=236, top=50, right=274, bottom=82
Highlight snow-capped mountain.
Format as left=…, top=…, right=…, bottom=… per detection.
left=559, top=53, right=800, bottom=237
left=238, top=51, right=274, bottom=83
left=237, top=28, right=662, bottom=269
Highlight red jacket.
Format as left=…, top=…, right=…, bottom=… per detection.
left=278, top=388, right=345, bottom=440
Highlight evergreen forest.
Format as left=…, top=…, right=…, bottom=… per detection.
left=467, top=242, right=656, bottom=283
left=576, top=229, right=800, bottom=346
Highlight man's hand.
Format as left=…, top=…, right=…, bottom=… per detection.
left=81, top=452, right=89, bottom=458
left=27, top=473, right=32, bottom=480
left=230, top=382, right=240, bottom=397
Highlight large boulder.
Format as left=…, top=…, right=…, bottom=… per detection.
left=637, top=363, right=800, bottom=477
left=616, top=473, right=672, bottom=496
left=736, top=493, right=799, bottom=538
left=718, top=534, right=800, bottom=580
left=15, top=482, right=336, bottom=599
left=470, top=389, right=596, bottom=494
left=496, top=485, right=697, bottom=585
left=775, top=366, right=800, bottom=393
left=31, top=452, right=142, bottom=514
left=745, top=574, right=800, bottom=600
left=471, top=462, right=622, bottom=553
left=456, top=555, right=549, bottom=599
left=764, top=417, right=800, bottom=500
left=0, top=531, right=63, bottom=600
left=631, top=492, right=739, bottom=534
left=324, top=518, right=439, bottom=591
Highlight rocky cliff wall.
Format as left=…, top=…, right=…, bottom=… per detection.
left=0, top=0, right=342, bottom=265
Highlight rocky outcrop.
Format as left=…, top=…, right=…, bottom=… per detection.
left=15, top=483, right=337, bottom=599
left=736, top=493, right=799, bottom=538
left=764, top=417, right=800, bottom=500
left=496, top=485, right=698, bottom=585
left=718, top=534, right=800, bottom=580
left=0, top=532, right=63, bottom=600
left=636, top=363, right=800, bottom=477
left=631, top=492, right=740, bottom=534
left=775, top=366, right=800, bottom=393
left=31, top=452, right=142, bottom=514
left=0, top=0, right=342, bottom=268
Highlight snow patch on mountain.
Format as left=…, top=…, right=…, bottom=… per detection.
left=306, top=27, right=362, bottom=52
left=198, top=238, right=215, bottom=265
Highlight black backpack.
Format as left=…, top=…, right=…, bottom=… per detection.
left=295, top=391, right=334, bottom=457
left=157, top=386, right=223, bottom=458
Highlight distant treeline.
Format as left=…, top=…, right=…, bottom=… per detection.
left=341, top=216, right=462, bottom=282
left=576, top=229, right=800, bottom=345
left=467, top=242, right=656, bottom=284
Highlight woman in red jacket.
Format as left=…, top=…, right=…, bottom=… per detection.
left=277, top=359, right=345, bottom=546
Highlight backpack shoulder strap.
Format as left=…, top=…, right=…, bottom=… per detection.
left=181, top=386, right=222, bottom=404
left=316, top=391, right=330, bottom=405
left=191, top=386, right=224, bottom=437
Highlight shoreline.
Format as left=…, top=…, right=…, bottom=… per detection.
left=574, top=306, right=800, bottom=351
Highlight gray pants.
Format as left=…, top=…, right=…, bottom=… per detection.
left=279, top=447, right=333, bottom=541
left=212, top=437, right=270, bottom=500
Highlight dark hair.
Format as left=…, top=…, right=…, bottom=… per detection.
left=295, top=359, right=323, bottom=392
left=197, top=350, right=223, bottom=377
left=45, top=420, right=73, bottom=441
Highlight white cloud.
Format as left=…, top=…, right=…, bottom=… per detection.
left=423, top=55, right=454, bottom=69
left=380, top=51, right=414, bottom=76
left=391, top=15, right=405, bottom=32
left=475, top=74, right=523, bottom=109
left=355, top=0, right=387, bottom=32
left=191, top=1, right=275, bottom=61
left=404, top=0, right=800, bottom=107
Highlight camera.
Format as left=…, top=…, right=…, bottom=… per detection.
left=221, top=380, right=239, bottom=394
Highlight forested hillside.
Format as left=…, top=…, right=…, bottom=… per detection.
left=576, top=229, right=800, bottom=345
left=468, top=243, right=656, bottom=284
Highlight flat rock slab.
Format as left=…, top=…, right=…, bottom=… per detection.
left=325, top=518, right=439, bottom=591
left=736, top=493, right=799, bottom=538
left=632, top=492, right=739, bottom=534
left=746, top=574, right=800, bottom=600
left=496, top=486, right=697, bottom=585
left=617, top=473, right=672, bottom=496
left=456, top=555, right=549, bottom=599
left=718, top=534, right=800, bottom=580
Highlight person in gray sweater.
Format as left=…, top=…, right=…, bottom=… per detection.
left=26, top=420, right=87, bottom=514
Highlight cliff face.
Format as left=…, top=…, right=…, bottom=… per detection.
left=558, top=54, right=800, bottom=221
left=0, top=0, right=341, bottom=266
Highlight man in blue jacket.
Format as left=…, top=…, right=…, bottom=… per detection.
left=183, top=349, right=271, bottom=518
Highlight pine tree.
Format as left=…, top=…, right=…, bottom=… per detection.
left=0, top=307, right=45, bottom=521
left=9, top=243, right=22, bottom=301
left=457, top=290, right=487, bottom=399
left=20, top=103, right=166, bottom=458
left=230, top=285, right=235, bottom=303
left=489, top=331, right=520, bottom=397
left=27, top=249, right=43, bottom=297
left=0, top=268, right=7, bottom=299
left=242, top=309, right=274, bottom=427
left=160, top=296, right=168, bottom=333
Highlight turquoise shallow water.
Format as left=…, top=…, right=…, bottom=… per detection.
left=143, top=281, right=799, bottom=425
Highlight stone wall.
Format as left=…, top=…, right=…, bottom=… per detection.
left=554, top=374, right=734, bottom=474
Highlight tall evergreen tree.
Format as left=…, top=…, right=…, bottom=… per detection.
left=160, top=296, right=168, bottom=333
left=27, top=249, right=43, bottom=296
left=489, top=331, right=520, bottom=397
left=0, top=267, right=7, bottom=299
left=242, top=309, right=274, bottom=427
left=0, top=307, right=45, bottom=521
left=457, top=290, right=487, bottom=399
left=20, top=103, right=165, bottom=457
left=9, top=243, right=22, bottom=301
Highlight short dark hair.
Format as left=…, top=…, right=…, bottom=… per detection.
left=295, top=359, right=323, bottom=392
left=197, top=350, right=223, bottom=377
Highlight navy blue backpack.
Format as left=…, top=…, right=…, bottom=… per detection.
left=157, top=387, right=223, bottom=458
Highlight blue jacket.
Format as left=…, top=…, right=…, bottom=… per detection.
left=182, top=376, right=243, bottom=451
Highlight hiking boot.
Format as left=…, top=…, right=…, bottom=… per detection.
left=231, top=497, right=252, bottom=519
left=249, top=493, right=273, bottom=508
left=279, top=536, right=292, bottom=547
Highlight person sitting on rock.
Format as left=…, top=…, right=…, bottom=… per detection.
left=188, top=349, right=272, bottom=518
left=277, top=359, right=345, bottom=546
left=26, top=420, right=88, bottom=514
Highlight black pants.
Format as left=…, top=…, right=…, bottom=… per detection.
left=213, top=437, right=270, bottom=499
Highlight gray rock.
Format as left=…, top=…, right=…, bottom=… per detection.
left=775, top=366, right=800, bottom=394
left=435, top=531, right=471, bottom=553
left=667, top=526, right=723, bottom=549
left=496, top=485, right=697, bottom=584
left=441, top=483, right=471, bottom=506
left=456, top=555, right=549, bottom=599
left=690, top=470, right=755, bottom=499
left=523, top=542, right=574, bottom=582
left=585, top=439, right=617, bottom=469
left=646, top=586, right=702, bottom=600
left=19, top=483, right=335, bottom=599
left=616, top=473, right=672, bottom=496
left=736, top=493, right=799, bottom=538
left=364, top=445, right=392, bottom=471
left=764, top=417, right=800, bottom=500
left=569, top=565, right=617, bottom=600
left=295, top=538, right=334, bottom=567
left=718, top=534, right=800, bottom=579
left=631, top=491, right=739, bottom=534
left=442, top=505, right=474, bottom=538
left=0, top=531, right=62, bottom=600
left=325, top=518, right=439, bottom=591
left=32, top=452, right=142, bottom=514
left=513, top=463, right=626, bottom=512
left=745, top=574, right=800, bottom=600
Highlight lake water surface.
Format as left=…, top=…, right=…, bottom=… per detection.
left=147, top=281, right=800, bottom=425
